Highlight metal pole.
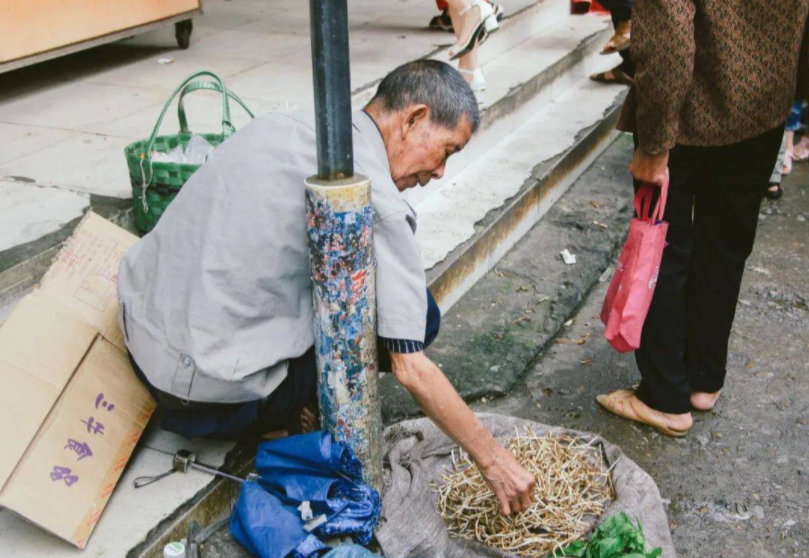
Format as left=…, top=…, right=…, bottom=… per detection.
left=306, top=0, right=381, bottom=490
left=309, top=0, right=354, bottom=180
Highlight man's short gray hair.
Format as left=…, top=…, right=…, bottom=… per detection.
left=368, top=60, right=481, bottom=133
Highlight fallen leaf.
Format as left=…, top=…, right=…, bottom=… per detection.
left=556, top=333, right=590, bottom=345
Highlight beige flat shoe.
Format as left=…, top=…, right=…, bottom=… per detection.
left=596, top=389, right=691, bottom=437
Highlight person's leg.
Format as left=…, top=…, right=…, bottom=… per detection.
left=597, top=0, right=632, bottom=24
left=770, top=133, right=787, bottom=186
left=633, top=142, right=705, bottom=416
left=128, top=350, right=315, bottom=440
left=782, top=101, right=802, bottom=174
left=253, top=347, right=318, bottom=437
left=596, top=0, right=632, bottom=53
left=446, top=0, right=478, bottom=49
left=766, top=132, right=787, bottom=199
left=685, top=125, right=784, bottom=405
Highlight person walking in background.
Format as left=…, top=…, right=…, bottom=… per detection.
left=780, top=100, right=805, bottom=177
left=590, top=0, right=635, bottom=86
left=767, top=133, right=789, bottom=200
left=769, top=100, right=808, bottom=199
left=596, top=0, right=809, bottom=436
left=429, top=0, right=504, bottom=104
left=429, top=0, right=505, bottom=33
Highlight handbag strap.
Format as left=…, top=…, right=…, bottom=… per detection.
left=145, top=71, right=232, bottom=160
left=177, top=80, right=254, bottom=135
left=633, top=175, right=670, bottom=222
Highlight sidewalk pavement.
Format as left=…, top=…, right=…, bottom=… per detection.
left=0, top=0, right=540, bottom=253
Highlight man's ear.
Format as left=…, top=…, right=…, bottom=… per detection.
left=401, top=104, right=430, bottom=140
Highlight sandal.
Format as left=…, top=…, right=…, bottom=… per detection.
left=596, top=389, right=691, bottom=437
left=448, top=0, right=498, bottom=60
left=601, top=21, right=631, bottom=55
left=765, top=183, right=783, bottom=200
left=590, top=67, right=634, bottom=86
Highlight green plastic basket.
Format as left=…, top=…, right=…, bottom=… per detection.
left=125, top=71, right=254, bottom=234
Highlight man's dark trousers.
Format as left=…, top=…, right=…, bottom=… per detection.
left=634, top=124, right=784, bottom=414
left=130, top=289, right=441, bottom=439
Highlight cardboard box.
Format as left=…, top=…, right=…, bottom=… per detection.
left=0, top=212, right=156, bottom=548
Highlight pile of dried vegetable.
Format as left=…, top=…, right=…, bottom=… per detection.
left=437, top=430, right=615, bottom=557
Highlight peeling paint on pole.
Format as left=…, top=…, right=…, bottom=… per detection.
left=305, top=174, right=381, bottom=490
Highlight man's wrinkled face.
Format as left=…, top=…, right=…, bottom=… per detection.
left=388, top=108, right=473, bottom=191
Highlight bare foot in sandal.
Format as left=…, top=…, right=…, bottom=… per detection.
left=690, top=390, right=721, bottom=411
left=300, top=407, right=318, bottom=433
left=262, top=405, right=319, bottom=440
left=596, top=389, right=693, bottom=437
left=601, top=20, right=631, bottom=55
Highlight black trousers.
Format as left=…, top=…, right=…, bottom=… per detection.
left=597, top=0, right=636, bottom=78
left=597, top=0, right=633, bottom=23
left=634, top=124, right=784, bottom=414
left=130, top=289, right=441, bottom=440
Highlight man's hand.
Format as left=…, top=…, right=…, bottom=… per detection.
left=390, top=351, right=535, bottom=516
left=476, top=445, right=536, bottom=515
left=629, top=147, right=669, bottom=187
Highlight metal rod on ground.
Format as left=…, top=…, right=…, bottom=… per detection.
left=306, top=0, right=382, bottom=490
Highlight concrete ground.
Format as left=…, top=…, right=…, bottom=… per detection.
left=477, top=145, right=809, bottom=557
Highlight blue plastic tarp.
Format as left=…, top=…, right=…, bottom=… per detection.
left=230, top=432, right=381, bottom=558
left=322, top=545, right=382, bottom=558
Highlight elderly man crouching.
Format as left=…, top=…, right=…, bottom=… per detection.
left=118, top=60, right=535, bottom=515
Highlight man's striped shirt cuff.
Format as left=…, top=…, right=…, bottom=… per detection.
left=382, top=338, right=425, bottom=354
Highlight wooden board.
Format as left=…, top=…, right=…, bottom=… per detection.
left=0, top=0, right=200, bottom=64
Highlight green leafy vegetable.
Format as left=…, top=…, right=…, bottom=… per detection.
left=552, top=512, right=663, bottom=558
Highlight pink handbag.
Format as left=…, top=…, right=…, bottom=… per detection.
left=601, top=178, right=669, bottom=352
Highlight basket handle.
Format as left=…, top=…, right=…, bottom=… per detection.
left=144, top=71, right=233, bottom=159
left=177, top=80, right=254, bottom=135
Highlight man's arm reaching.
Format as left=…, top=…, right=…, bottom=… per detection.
left=390, top=350, right=536, bottom=515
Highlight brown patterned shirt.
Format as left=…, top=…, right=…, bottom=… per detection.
left=618, top=0, right=809, bottom=154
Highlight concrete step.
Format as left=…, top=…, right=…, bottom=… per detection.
left=422, top=77, right=626, bottom=311
left=409, top=5, right=614, bottom=206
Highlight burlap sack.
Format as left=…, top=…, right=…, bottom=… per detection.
left=377, top=414, right=675, bottom=558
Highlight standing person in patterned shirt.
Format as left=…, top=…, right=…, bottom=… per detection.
left=596, top=0, right=809, bottom=436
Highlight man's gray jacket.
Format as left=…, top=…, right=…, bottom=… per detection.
left=117, top=111, right=427, bottom=403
